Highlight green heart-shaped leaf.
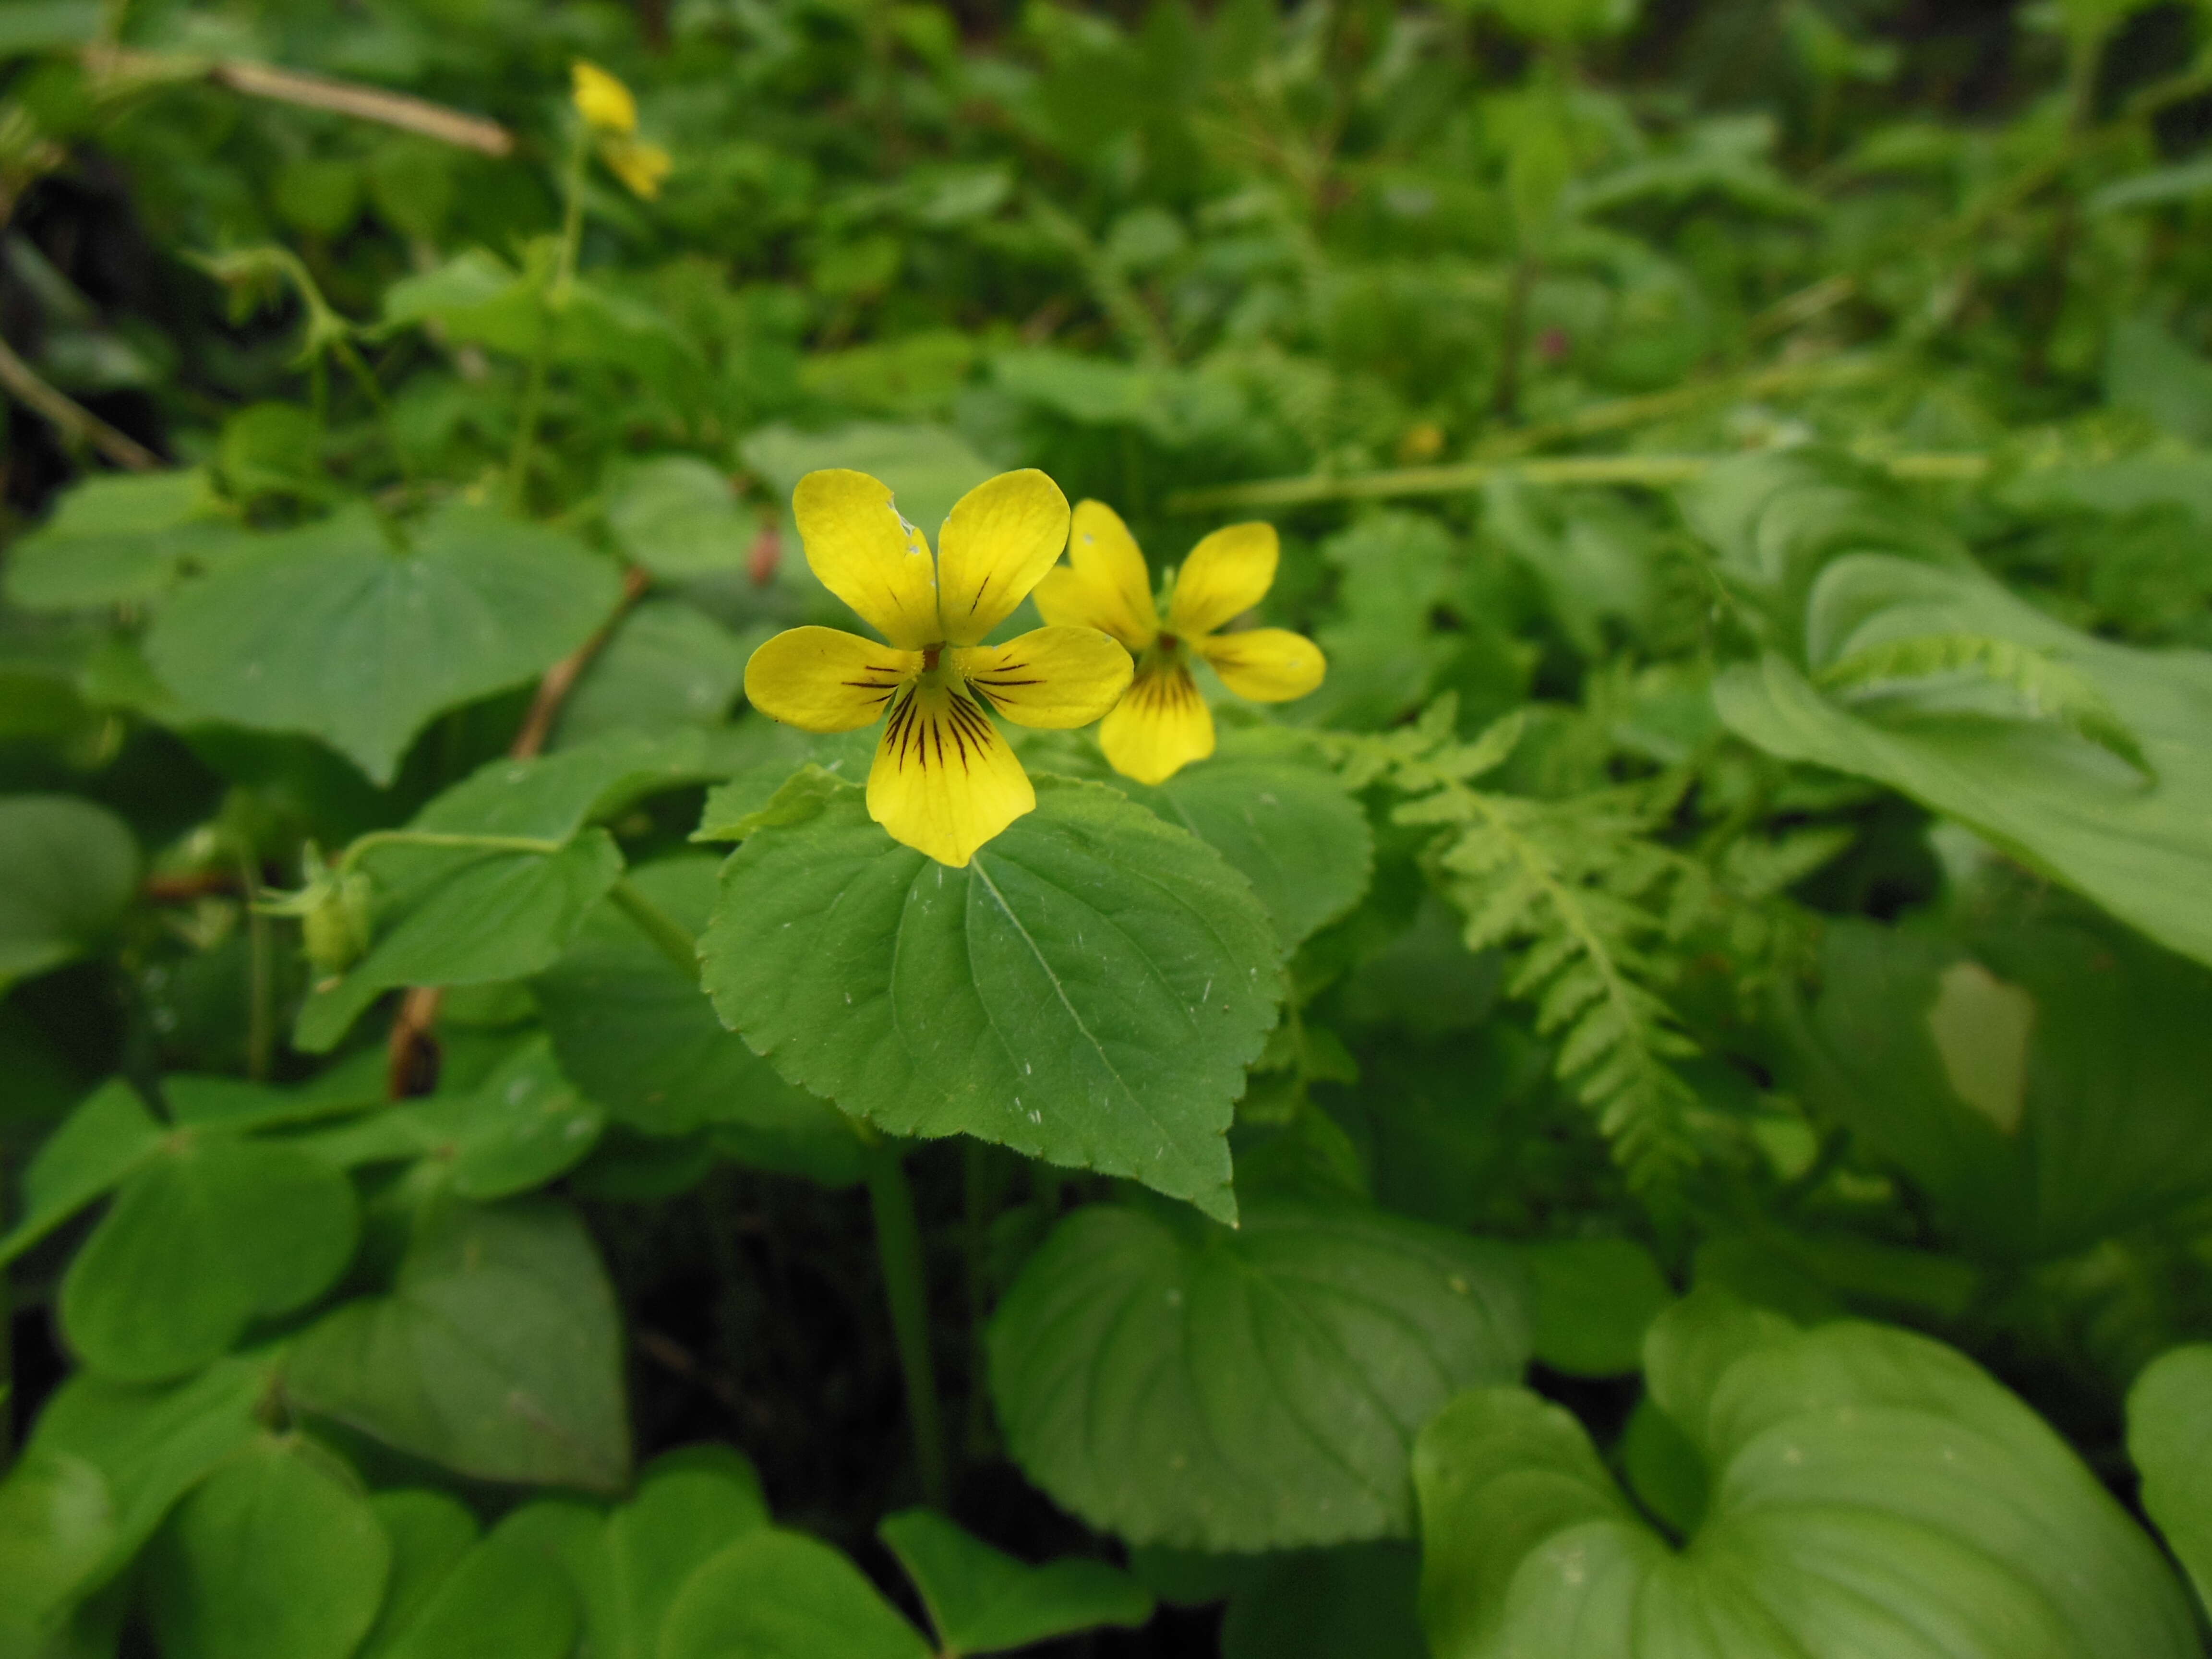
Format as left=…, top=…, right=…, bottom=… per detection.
left=144, top=502, right=624, bottom=784
left=988, top=1200, right=1529, bottom=1551
left=1415, top=1291, right=2198, bottom=1659
left=703, top=776, right=1282, bottom=1223
left=284, top=1198, right=629, bottom=1493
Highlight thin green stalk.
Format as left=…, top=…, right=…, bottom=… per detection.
left=239, top=850, right=272, bottom=1083
left=508, top=125, right=590, bottom=512
left=336, top=830, right=565, bottom=876
left=1166, top=449, right=1987, bottom=514
left=866, top=1142, right=949, bottom=1506
left=609, top=877, right=702, bottom=982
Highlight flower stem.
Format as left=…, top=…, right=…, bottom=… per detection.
left=866, top=1140, right=949, bottom=1506
left=336, top=829, right=565, bottom=878
left=609, top=877, right=701, bottom=982
left=507, top=124, right=589, bottom=513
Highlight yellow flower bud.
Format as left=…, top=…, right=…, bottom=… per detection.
left=571, top=60, right=637, bottom=135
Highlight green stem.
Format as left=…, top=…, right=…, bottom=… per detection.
left=1165, top=449, right=1988, bottom=514
left=337, top=830, right=565, bottom=877
left=239, top=851, right=273, bottom=1083
left=866, top=1141, right=948, bottom=1507
left=507, top=126, right=590, bottom=513
left=609, top=877, right=701, bottom=982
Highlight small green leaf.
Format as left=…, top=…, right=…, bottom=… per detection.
left=143, top=1435, right=391, bottom=1659
left=1516, top=1237, right=1675, bottom=1377
left=0, top=794, right=139, bottom=989
left=987, top=1201, right=1529, bottom=1551
left=535, top=857, right=864, bottom=1184
left=16, top=1354, right=273, bottom=1594
left=1414, top=1296, right=2199, bottom=1659
left=361, top=1491, right=480, bottom=1659
left=284, top=1198, right=630, bottom=1492
left=0, top=1078, right=164, bottom=1267
left=503, top=1446, right=770, bottom=1659
left=0, top=1449, right=114, bottom=1649
left=364, top=1511, right=579, bottom=1659
left=295, top=732, right=732, bottom=1052
left=879, top=1508, right=1154, bottom=1655
left=659, top=1529, right=932, bottom=1659
left=424, top=1035, right=605, bottom=1199
left=144, top=502, right=624, bottom=784
left=61, top=1135, right=360, bottom=1382
left=604, top=456, right=759, bottom=578
left=2128, top=1345, right=2212, bottom=1613
left=704, top=778, right=1282, bottom=1222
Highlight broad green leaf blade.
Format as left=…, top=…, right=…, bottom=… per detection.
left=556, top=599, right=753, bottom=746
left=1093, top=731, right=1374, bottom=950
left=143, top=1436, right=390, bottom=1659
left=1219, top=1544, right=1426, bottom=1659
left=987, top=1200, right=1530, bottom=1551
left=2128, top=1345, right=2212, bottom=1613
left=604, top=456, right=759, bottom=578
left=0, top=1450, right=114, bottom=1651
left=535, top=856, right=865, bottom=1185
left=0, top=795, right=139, bottom=989
left=1414, top=1298, right=2200, bottom=1659
left=16, top=1354, right=272, bottom=1593
left=878, top=1508, right=1154, bottom=1655
left=1715, top=554, right=2212, bottom=969
left=1786, top=915, right=2212, bottom=1257
left=365, top=1513, right=579, bottom=1659
left=362, top=1491, right=480, bottom=1659
left=1516, top=1237, right=1675, bottom=1378
left=60, top=1136, right=360, bottom=1382
left=0, top=1078, right=163, bottom=1267
left=284, top=1198, right=630, bottom=1492
left=421, top=1034, right=604, bottom=1200
left=659, top=1529, right=931, bottom=1659
left=704, top=778, right=1282, bottom=1222
left=1, top=469, right=240, bottom=611
left=144, top=502, right=624, bottom=784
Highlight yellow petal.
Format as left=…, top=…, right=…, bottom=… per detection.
left=1197, top=628, right=1326, bottom=702
left=869, top=681, right=1034, bottom=866
left=571, top=60, right=637, bottom=134
left=934, top=469, right=1070, bottom=645
left=793, top=469, right=940, bottom=649
left=600, top=136, right=670, bottom=200
left=1166, top=521, right=1278, bottom=639
left=744, top=627, right=920, bottom=732
left=1100, top=658, right=1214, bottom=785
left=955, top=626, right=1133, bottom=730
left=1031, top=500, right=1158, bottom=651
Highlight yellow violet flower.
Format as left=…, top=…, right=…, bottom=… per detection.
left=599, top=136, right=671, bottom=201
left=744, top=469, right=1134, bottom=867
left=571, top=61, right=638, bottom=135
left=1033, top=502, right=1325, bottom=784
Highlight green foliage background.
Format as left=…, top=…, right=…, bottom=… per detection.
left=5, top=0, right=2212, bottom=1652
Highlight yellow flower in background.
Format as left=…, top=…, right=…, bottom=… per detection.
left=745, top=470, right=1133, bottom=867
left=599, top=136, right=671, bottom=200
left=570, top=61, right=669, bottom=200
left=571, top=60, right=638, bottom=134
left=1034, top=502, right=1325, bottom=785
